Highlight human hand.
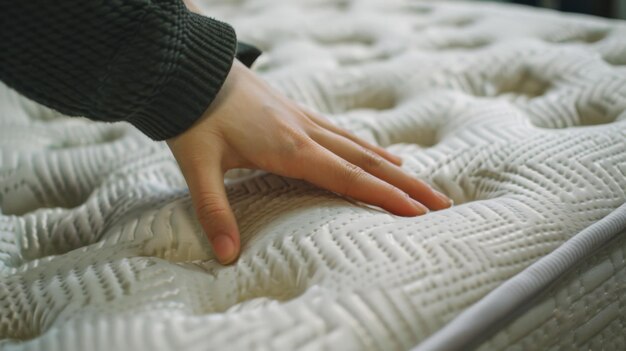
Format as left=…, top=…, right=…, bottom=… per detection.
left=166, top=60, right=452, bottom=264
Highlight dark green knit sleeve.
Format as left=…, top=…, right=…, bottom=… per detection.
left=0, top=0, right=242, bottom=140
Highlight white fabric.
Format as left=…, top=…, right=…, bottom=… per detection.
left=1, top=1, right=626, bottom=350
left=479, top=227, right=626, bottom=350
left=416, top=203, right=626, bottom=351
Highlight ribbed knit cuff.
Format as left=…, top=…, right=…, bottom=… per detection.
left=129, top=12, right=237, bottom=141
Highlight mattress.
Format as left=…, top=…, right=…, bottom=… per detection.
left=1, top=0, right=625, bottom=350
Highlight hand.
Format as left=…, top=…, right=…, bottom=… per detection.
left=166, top=60, right=452, bottom=264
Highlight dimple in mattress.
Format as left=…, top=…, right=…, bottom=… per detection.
left=1, top=0, right=626, bottom=350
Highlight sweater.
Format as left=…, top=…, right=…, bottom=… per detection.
left=0, top=0, right=261, bottom=141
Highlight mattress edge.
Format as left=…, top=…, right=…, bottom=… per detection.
left=412, top=202, right=626, bottom=351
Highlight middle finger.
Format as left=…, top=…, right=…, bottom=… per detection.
left=311, top=129, right=453, bottom=211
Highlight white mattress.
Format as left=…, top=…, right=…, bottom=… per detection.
left=1, top=0, right=626, bottom=350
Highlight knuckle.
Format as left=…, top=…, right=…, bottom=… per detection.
left=273, top=138, right=317, bottom=179
left=339, top=162, right=366, bottom=196
left=365, top=185, right=402, bottom=211
left=382, top=187, right=404, bottom=207
left=195, top=193, right=229, bottom=223
left=280, top=129, right=313, bottom=157
left=385, top=184, right=401, bottom=195
left=340, top=129, right=359, bottom=141
left=360, top=148, right=384, bottom=169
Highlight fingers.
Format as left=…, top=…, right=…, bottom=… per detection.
left=311, top=130, right=453, bottom=211
left=303, top=108, right=404, bottom=166
left=292, top=141, right=430, bottom=216
left=174, top=149, right=240, bottom=265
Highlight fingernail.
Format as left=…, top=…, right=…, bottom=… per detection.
left=411, top=199, right=429, bottom=214
left=212, top=234, right=237, bottom=264
left=434, top=190, right=453, bottom=206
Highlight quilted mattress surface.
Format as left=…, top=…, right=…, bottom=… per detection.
left=1, top=0, right=626, bottom=350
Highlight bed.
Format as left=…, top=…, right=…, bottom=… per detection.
left=1, top=0, right=625, bottom=350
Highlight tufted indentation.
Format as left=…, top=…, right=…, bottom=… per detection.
left=525, top=74, right=626, bottom=128
left=49, top=126, right=131, bottom=150
left=402, top=4, right=434, bottom=15
left=442, top=17, right=476, bottom=28
left=491, top=67, right=551, bottom=98
left=430, top=36, right=492, bottom=50
left=0, top=143, right=175, bottom=216
left=544, top=26, right=610, bottom=44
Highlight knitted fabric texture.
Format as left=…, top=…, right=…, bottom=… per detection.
left=0, top=0, right=238, bottom=140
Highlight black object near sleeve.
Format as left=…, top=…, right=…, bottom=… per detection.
left=0, top=0, right=259, bottom=140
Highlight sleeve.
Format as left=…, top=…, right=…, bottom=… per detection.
left=0, top=0, right=249, bottom=141
left=236, top=41, right=262, bottom=68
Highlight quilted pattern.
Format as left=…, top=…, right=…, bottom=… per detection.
left=1, top=1, right=626, bottom=350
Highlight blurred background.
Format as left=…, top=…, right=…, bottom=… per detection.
left=482, top=0, right=626, bottom=19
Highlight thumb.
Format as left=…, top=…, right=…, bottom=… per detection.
left=174, top=149, right=240, bottom=264
left=192, top=171, right=240, bottom=265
